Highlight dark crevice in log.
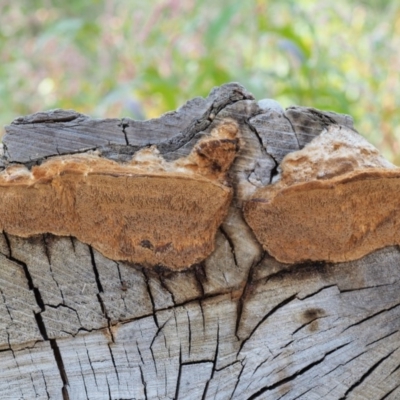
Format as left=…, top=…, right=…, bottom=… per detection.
left=290, top=387, right=316, bottom=400
left=261, top=260, right=330, bottom=285
left=36, top=147, right=100, bottom=169
left=149, top=318, right=170, bottom=373
left=280, top=339, right=294, bottom=349
left=186, top=309, right=192, bottom=357
left=69, top=236, right=76, bottom=253
left=45, top=303, right=80, bottom=319
left=157, top=274, right=177, bottom=305
left=107, top=343, right=120, bottom=384
left=115, top=262, right=125, bottom=293
left=199, top=299, right=206, bottom=332
left=291, top=315, right=328, bottom=336
left=136, top=342, right=144, bottom=364
left=219, top=227, right=238, bottom=267
left=379, top=384, right=400, bottom=400
left=282, top=112, right=301, bottom=148
left=245, top=117, right=281, bottom=183
left=41, top=234, right=52, bottom=265
left=86, top=348, right=98, bottom=386
left=339, top=283, right=394, bottom=293
left=193, top=263, right=206, bottom=297
left=89, top=246, right=116, bottom=341
left=50, top=339, right=70, bottom=400
left=42, top=235, right=65, bottom=304
left=234, top=253, right=266, bottom=339
left=268, top=152, right=279, bottom=182
left=142, top=269, right=161, bottom=327
left=321, top=349, right=367, bottom=378
left=214, top=359, right=242, bottom=373
left=247, top=342, right=351, bottom=400
left=106, top=380, right=112, bottom=400
left=138, top=364, right=148, bottom=400
left=252, top=352, right=274, bottom=377
left=41, top=370, right=50, bottom=399
left=173, top=345, right=183, bottom=400
left=338, top=348, right=398, bottom=400
left=112, top=290, right=227, bottom=330
left=201, top=323, right=220, bottom=400
left=366, top=330, right=399, bottom=347
left=3, top=233, right=45, bottom=309
left=30, top=371, right=38, bottom=397
left=64, top=327, right=89, bottom=337
left=89, top=246, right=104, bottom=293
left=298, top=284, right=338, bottom=300
left=342, top=303, right=400, bottom=333
left=0, top=286, right=12, bottom=321
left=1, top=232, right=10, bottom=258
left=78, top=358, right=89, bottom=399
left=234, top=296, right=244, bottom=341
left=237, top=293, right=298, bottom=356
left=160, top=104, right=234, bottom=159
left=119, top=119, right=129, bottom=146
left=96, top=294, right=114, bottom=342
left=3, top=232, right=50, bottom=343
left=306, top=107, right=338, bottom=125
left=390, top=360, right=400, bottom=376
left=34, top=314, right=48, bottom=341
left=181, top=359, right=215, bottom=367
left=13, top=112, right=80, bottom=124
left=229, top=361, right=245, bottom=400
left=244, top=118, right=267, bottom=154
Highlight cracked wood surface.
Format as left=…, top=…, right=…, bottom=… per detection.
left=0, top=83, right=399, bottom=399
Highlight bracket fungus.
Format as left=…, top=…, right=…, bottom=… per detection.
left=0, top=120, right=239, bottom=271
left=244, top=125, right=400, bottom=264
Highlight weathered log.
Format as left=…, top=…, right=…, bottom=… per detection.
left=0, top=83, right=399, bottom=400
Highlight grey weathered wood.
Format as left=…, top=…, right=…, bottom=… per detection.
left=3, top=83, right=254, bottom=165
left=0, top=83, right=398, bottom=400
left=4, top=110, right=126, bottom=165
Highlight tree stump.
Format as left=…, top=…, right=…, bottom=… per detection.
left=0, top=83, right=399, bottom=399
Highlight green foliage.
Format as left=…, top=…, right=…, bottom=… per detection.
left=1, top=0, right=400, bottom=162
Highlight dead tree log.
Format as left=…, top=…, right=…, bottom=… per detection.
left=0, top=83, right=399, bottom=400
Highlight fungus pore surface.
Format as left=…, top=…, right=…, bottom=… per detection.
left=244, top=125, right=400, bottom=264
left=0, top=120, right=240, bottom=271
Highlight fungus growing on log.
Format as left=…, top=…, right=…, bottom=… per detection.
left=0, top=120, right=239, bottom=271
left=244, top=125, right=400, bottom=264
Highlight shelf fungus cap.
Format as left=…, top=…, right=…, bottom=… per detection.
left=0, top=119, right=240, bottom=271
left=244, top=125, right=400, bottom=264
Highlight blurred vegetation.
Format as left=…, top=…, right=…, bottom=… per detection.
left=1, top=0, right=400, bottom=162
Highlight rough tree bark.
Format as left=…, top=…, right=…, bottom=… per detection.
left=0, top=83, right=399, bottom=400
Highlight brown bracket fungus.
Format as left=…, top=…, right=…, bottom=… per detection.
left=244, top=125, right=400, bottom=264
left=0, top=120, right=240, bottom=271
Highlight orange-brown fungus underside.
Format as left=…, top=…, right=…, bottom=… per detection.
left=244, top=125, right=400, bottom=264
left=0, top=121, right=239, bottom=271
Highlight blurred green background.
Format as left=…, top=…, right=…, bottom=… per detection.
left=1, top=0, right=400, bottom=162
